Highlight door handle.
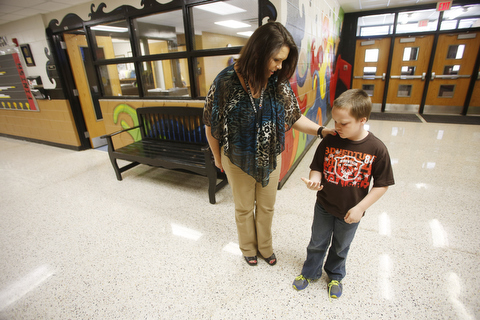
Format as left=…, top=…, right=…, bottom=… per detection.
left=434, top=75, right=470, bottom=79
left=430, top=73, right=470, bottom=80
left=390, top=73, right=426, bottom=81
left=354, top=73, right=386, bottom=81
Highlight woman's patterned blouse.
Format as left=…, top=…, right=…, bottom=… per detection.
left=203, top=64, right=301, bottom=187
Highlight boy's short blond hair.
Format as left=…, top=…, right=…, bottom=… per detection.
left=333, top=89, right=372, bottom=121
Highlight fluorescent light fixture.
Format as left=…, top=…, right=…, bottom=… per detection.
left=91, top=25, right=128, bottom=33
left=237, top=31, right=254, bottom=37
left=196, top=2, right=246, bottom=15
left=215, top=20, right=251, bottom=29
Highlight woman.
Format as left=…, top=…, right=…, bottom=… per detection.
left=203, top=22, right=334, bottom=266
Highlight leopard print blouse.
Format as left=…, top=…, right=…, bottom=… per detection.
left=203, top=64, right=301, bottom=187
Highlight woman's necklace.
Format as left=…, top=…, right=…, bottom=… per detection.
left=243, top=78, right=265, bottom=130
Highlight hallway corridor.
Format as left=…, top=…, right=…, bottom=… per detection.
left=1, top=118, right=479, bottom=319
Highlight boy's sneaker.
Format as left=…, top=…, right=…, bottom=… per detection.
left=293, top=275, right=312, bottom=291
left=328, top=280, right=343, bottom=299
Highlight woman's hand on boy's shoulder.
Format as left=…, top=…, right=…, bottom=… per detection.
left=322, top=128, right=337, bottom=137
left=301, top=177, right=323, bottom=191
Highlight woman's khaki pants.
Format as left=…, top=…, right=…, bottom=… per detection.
left=221, top=152, right=281, bottom=258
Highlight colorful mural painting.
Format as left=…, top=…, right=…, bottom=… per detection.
left=279, top=0, right=346, bottom=183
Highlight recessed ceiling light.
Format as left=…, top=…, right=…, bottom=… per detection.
left=237, top=31, right=254, bottom=37
left=196, top=2, right=246, bottom=15
left=215, top=20, right=251, bottom=28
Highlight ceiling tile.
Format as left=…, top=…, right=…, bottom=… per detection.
left=0, top=4, right=24, bottom=14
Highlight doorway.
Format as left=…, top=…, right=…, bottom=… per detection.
left=64, top=32, right=106, bottom=148
left=424, top=32, right=480, bottom=114
left=352, top=32, right=480, bottom=115
left=352, top=38, right=391, bottom=112
left=386, top=35, right=434, bottom=112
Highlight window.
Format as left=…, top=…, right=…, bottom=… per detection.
left=134, top=11, right=186, bottom=55
left=438, top=85, right=455, bottom=98
left=357, top=14, right=394, bottom=37
left=401, top=66, right=416, bottom=76
left=402, top=47, right=419, bottom=61
left=362, top=84, right=374, bottom=96
left=363, top=67, right=377, bottom=76
left=446, top=45, right=465, bottom=59
left=443, top=65, right=460, bottom=75
left=397, top=85, right=412, bottom=97
left=365, top=49, right=379, bottom=62
left=81, top=0, right=260, bottom=99
left=440, top=4, right=480, bottom=30
left=91, top=20, right=131, bottom=60
left=191, top=0, right=257, bottom=50
left=396, top=9, right=439, bottom=34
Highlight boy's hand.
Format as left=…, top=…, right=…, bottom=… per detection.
left=344, top=206, right=363, bottom=224
left=301, top=177, right=323, bottom=191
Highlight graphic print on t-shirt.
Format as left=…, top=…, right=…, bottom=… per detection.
left=323, top=147, right=375, bottom=189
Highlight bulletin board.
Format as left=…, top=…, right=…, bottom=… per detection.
left=0, top=48, right=38, bottom=111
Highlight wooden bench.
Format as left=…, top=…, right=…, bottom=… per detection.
left=102, top=106, right=228, bottom=204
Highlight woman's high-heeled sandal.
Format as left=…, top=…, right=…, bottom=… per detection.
left=244, top=256, right=258, bottom=266
left=264, top=253, right=277, bottom=266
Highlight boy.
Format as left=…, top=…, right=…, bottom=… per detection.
left=292, top=89, right=394, bottom=299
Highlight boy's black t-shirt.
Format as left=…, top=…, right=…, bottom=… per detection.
left=310, top=132, right=395, bottom=219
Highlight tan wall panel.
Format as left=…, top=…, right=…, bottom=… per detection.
left=0, top=99, right=81, bottom=147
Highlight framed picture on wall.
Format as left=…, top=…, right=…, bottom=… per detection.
left=20, top=44, right=35, bottom=67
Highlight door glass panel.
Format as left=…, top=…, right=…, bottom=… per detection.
left=362, top=84, right=374, bottom=96
left=403, top=47, right=419, bottom=61
left=363, top=67, right=377, bottom=76
left=443, top=65, right=460, bottom=75
left=397, top=84, right=412, bottom=97
left=438, top=85, right=455, bottom=98
left=401, top=66, right=416, bottom=75
left=191, top=0, right=257, bottom=50
left=134, top=11, right=186, bottom=55
left=446, top=44, right=465, bottom=59
left=365, top=49, right=379, bottom=62
left=79, top=47, right=102, bottom=120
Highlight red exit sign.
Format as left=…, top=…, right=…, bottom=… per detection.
left=437, top=1, right=452, bottom=11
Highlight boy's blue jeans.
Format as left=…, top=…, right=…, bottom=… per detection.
left=301, top=202, right=360, bottom=281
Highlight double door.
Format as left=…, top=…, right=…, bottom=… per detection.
left=353, top=31, right=480, bottom=114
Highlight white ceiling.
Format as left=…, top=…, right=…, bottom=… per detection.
left=0, top=0, right=92, bottom=26
left=0, top=0, right=445, bottom=28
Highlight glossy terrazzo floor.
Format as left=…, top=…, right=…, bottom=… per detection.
left=1, top=118, right=479, bottom=320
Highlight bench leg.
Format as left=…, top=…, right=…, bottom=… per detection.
left=109, top=156, right=140, bottom=181
left=109, top=157, right=124, bottom=181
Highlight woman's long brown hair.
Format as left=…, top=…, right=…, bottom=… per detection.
left=236, top=22, right=298, bottom=95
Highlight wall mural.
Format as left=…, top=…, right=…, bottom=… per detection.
left=278, top=0, right=346, bottom=185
